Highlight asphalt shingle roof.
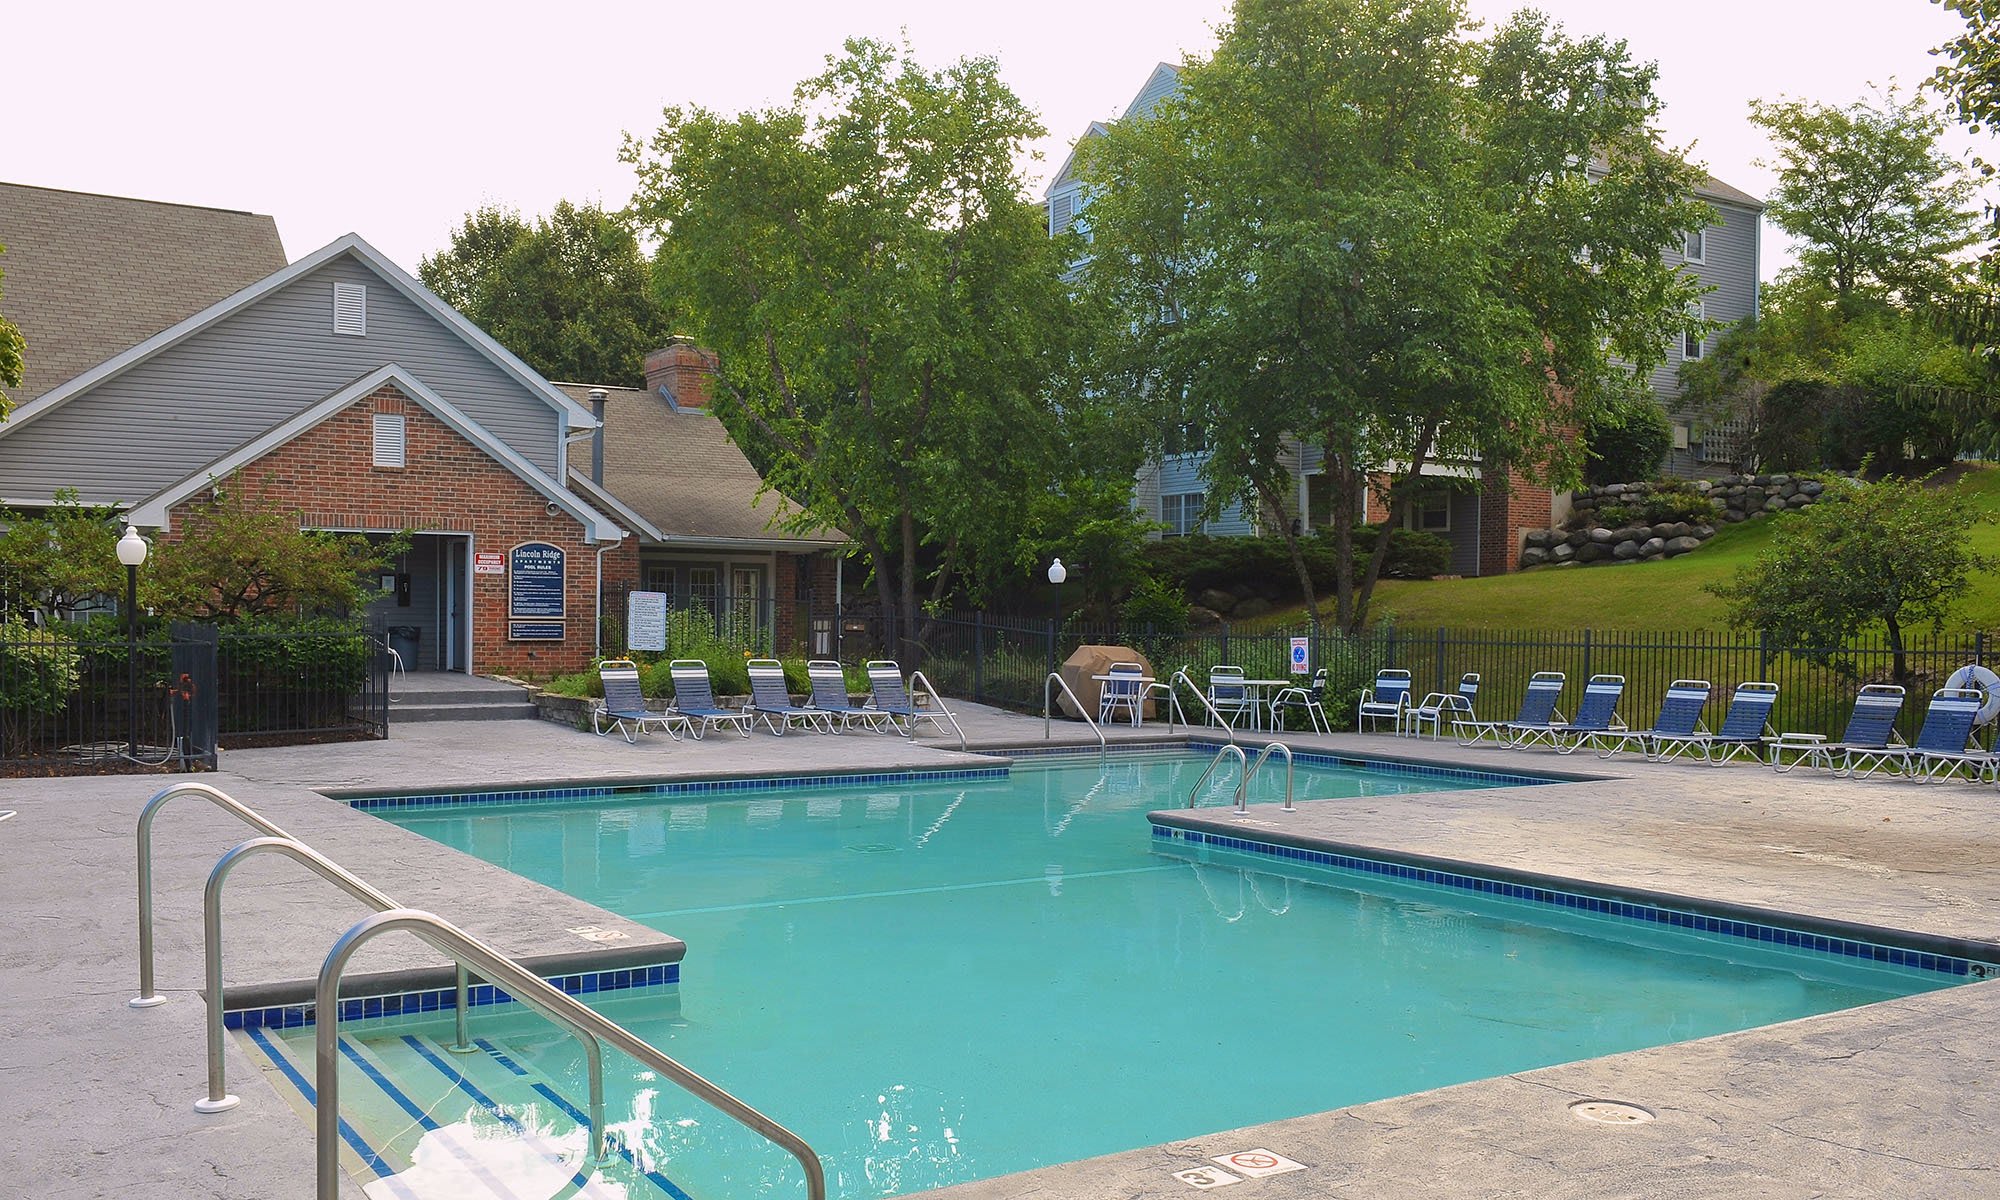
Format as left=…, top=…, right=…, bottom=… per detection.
left=554, top=382, right=844, bottom=547
left=0, top=182, right=287, bottom=405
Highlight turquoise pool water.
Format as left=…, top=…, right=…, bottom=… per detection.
left=347, top=750, right=1958, bottom=1198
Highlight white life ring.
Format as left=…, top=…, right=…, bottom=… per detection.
left=1944, top=663, right=2000, bottom=725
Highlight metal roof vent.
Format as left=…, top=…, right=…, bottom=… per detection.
left=333, top=282, right=367, bottom=336
left=372, top=413, right=406, bottom=467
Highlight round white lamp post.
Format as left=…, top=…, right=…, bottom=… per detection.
left=117, top=526, right=149, bottom=760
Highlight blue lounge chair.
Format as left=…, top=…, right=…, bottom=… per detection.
left=1654, top=681, right=1777, bottom=765
left=1207, top=665, right=1257, bottom=730
left=866, top=660, right=949, bottom=739
left=1885, top=687, right=1988, bottom=781
left=591, top=658, right=688, bottom=743
left=1455, top=672, right=1564, bottom=747
left=1099, top=662, right=1147, bottom=726
left=806, top=659, right=883, bottom=732
left=667, top=659, right=752, bottom=739
left=1549, top=674, right=1626, bottom=754
left=1268, top=668, right=1332, bottom=734
left=1356, top=669, right=1412, bottom=735
left=747, top=658, right=831, bottom=735
left=1591, top=679, right=1710, bottom=759
left=1768, top=684, right=1904, bottom=776
left=1405, top=673, right=1478, bottom=741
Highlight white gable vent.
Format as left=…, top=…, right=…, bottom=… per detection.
left=372, top=413, right=406, bottom=467
left=332, top=282, right=367, bottom=336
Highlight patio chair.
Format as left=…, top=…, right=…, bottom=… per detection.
left=1268, top=668, right=1331, bottom=734
left=1768, top=684, right=1904, bottom=776
left=1454, top=672, right=1565, bottom=747
left=1355, top=668, right=1412, bottom=735
left=1590, top=679, right=1710, bottom=760
left=1099, top=662, right=1146, bottom=726
left=746, top=659, right=832, bottom=735
left=590, top=658, right=688, bottom=743
left=866, top=660, right=949, bottom=739
left=1653, top=681, right=1777, bottom=765
left=666, top=659, right=753, bottom=739
left=1405, top=673, right=1479, bottom=741
left=1880, top=687, right=1988, bottom=782
left=806, top=659, right=885, bottom=732
left=1207, top=665, right=1256, bottom=730
left=1549, top=674, right=1627, bottom=755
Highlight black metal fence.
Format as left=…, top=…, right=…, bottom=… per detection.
left=0, top=617, right=388, bottom=775
left=598, top=586, right=833, bottom=660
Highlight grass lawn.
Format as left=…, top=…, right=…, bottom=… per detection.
left=1251, top=465, right=2000, bottom=633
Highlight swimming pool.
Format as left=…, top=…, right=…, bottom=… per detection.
left=287, top=749, right=1970, bottom=1198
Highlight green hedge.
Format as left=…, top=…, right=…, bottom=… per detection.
left=1140, top=528, right=1454, bottom=605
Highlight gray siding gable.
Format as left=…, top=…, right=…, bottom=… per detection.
left=0, top=253, right=565, bottom=506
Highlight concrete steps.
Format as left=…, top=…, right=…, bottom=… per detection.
left=389, top=678, right=539, bottom=724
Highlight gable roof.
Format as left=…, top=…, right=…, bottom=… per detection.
left=554, top=382, right=845, bottom=550
left=0, top=182, right=287, bottom=404
left=129, top=364, right=621, bottom=541
left=1693, top=174, right=1765, bottom=211
left=0, top=231, right=599, bottom=441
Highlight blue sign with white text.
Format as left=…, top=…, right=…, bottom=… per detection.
left=509, top=542, right=566, bottom=619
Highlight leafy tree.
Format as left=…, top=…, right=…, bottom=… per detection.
left=1932, top=0, right=2000, bottom=156
left=420, top=202, right=667, bottom=388
left=0, top=490, right=123, bottom=619
left=1077, top=0, right=1709, bottom=633
left=624, top=38, right=1086, bottom=657
left=146, top=476, right=407, bottom=620
left=1750, top=89, right=1981, bottom=306
left=1582, top=386, right=1674, bottom=485
left=1709, top=474, right=1994, bottom=682
left=0, top=242, right=24, bottom=418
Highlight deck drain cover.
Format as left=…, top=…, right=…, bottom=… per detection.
left=1569, top=1100, right=1654, bottom=1125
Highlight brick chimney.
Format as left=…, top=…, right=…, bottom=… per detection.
left=643, top=337, right=720, bottom=411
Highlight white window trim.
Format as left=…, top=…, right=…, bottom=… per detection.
left=371, top=412, right=406, bottom=468
left=332, top=282, right=367, bottom=336
left=1684, top=227, right=1706, bottom=264
left=1684, top=301, right=1706, bottom=361
left=1163, top=491, right=1205, bottom=537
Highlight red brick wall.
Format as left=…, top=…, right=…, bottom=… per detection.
left=1479, top=466, right=1553, bottom=577
left=163, top=384, right=625, bottom=676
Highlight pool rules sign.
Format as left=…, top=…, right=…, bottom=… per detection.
left=508, top=541, right=566, bottom=641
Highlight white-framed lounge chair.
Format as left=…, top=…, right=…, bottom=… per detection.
left=865, top=660, right=949, bottom=739
left=1268, top=668, right=1331, bottom=734
left=1207, top=665, right=1256, bottom=730
left=1405, top=673, right=1479, bottom=740
left=746, top=658, right=831, bottom=735
left=1356, top=668, right=1412, bottom=735
left=1880, top=687, right=1988, bottom=781
left=1100, top=662, right=1146, bottom=726
left=591, top=658, right=688, bottom=743
left=806, top=659, right=884, bottom=732
left=1654, top=681, right=1778, bottom=765
left=666, top=659, right=753, bottom=739
left=1591, top=679, right=1710, bottom=760
left=1768, top=684, right=1904, bottom=776
left=1549, top=674, right=1627, bottom=754
left=1455, top=672, right=1565, bottom=747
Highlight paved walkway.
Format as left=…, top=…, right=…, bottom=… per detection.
left=3, top=704, right=1998, bottom=1198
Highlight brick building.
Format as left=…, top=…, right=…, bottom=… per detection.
left=0, top=183, right=838, bottom=675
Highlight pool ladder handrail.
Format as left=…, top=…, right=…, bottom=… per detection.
left=1168, top=667, right=1243, bottom=744
left=1186, top=741, right=1296, bottom=813
left=905, top=668, right=968, bottom=751
left=134, top=781, right=292, bottom=1008
left=1042, top=671, right=1108, bottom=748
left=317, top=908, right=828, bottom=1200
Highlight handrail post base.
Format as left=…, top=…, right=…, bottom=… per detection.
left=194, top=1094, right=241, bottom=1114
left=129, top=994, right=168, bottom=1009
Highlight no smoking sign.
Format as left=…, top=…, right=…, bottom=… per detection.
left=1211, top=1149, right=1306, bottom=1179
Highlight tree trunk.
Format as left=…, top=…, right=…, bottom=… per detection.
left=1885, top=614, right=1907, bottom=685
left=1256, top=473, right=1318, bottom=623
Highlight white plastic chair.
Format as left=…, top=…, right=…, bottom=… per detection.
left=1099, top=662, right=1145, bottom=726
left=1406, top=673, right=1480, bottom=739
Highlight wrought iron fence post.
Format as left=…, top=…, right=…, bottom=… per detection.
left=974, top=612, right=986, bottom=704
left=1759, top=629, right=1771, bottom=681
left=1221, top=621, right=1231, bottom=665
left=1979, top=630, right=1987, bottom=668
left=1582, top=627, right=1592, bottom=681
left=1434, top=627, right=1446, bottom=694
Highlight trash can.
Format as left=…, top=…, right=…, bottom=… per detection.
left=388, top=625, right=421, bottom=670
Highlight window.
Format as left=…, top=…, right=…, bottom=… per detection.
left=644, top=565, right=675, bottom=594
left=332, top=282, right=367, bottom=336
left=1162, top=421, right=1207, bottom=455
left=371, top=413, right=405, bottom=467
left=1683, top=301, right=1706, bottom=361
left=1683, top=227, right=1706, bottom=263
left=1403, top=491, right=1451, bottom=533
left=1162, top=492, right=1204, bottom=537
left=688, top=567, right=719, bottom=613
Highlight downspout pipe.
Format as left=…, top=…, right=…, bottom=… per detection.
left=588, top=388, right=608, bottom=485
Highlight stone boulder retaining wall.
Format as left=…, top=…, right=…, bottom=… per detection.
left=1519, top=475, right=1827, bottom=569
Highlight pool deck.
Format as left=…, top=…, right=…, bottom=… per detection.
left=3, top=703, right=1998, bottom=1197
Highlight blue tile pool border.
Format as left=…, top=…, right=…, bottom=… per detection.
left=1150, top=823, right=1999, bottom=981
left=224, top=961, right=680, bottom=1031
left=341, top=766, right=1011, bottom=813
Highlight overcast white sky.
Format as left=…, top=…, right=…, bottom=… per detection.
left=2, top=0, right=1983, bottom=281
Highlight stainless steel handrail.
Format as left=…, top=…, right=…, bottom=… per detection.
left=906, top=669, right=968, bottom=751
left=1187, top=743, right=1247, bottom=808
left=1169, top=668, right=1242, bottom=744
left=195, top=837, right=512, bottom=1117
left=134, top=782, right=291, bottom=1008
left=317, top=909, right=827, bottom=1200
left=1042, top=671, right=1108, bottom=748
left=1243, top=742, right=1296, bottom=813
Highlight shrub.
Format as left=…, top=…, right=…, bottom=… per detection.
left=1582, top=392, right=1672, bottom=485
left=1348, top=526, right=1453, bottom=579
left=1139, top=526, right=1453, bottom=606
left=0, top=617, right=81, bottom=719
